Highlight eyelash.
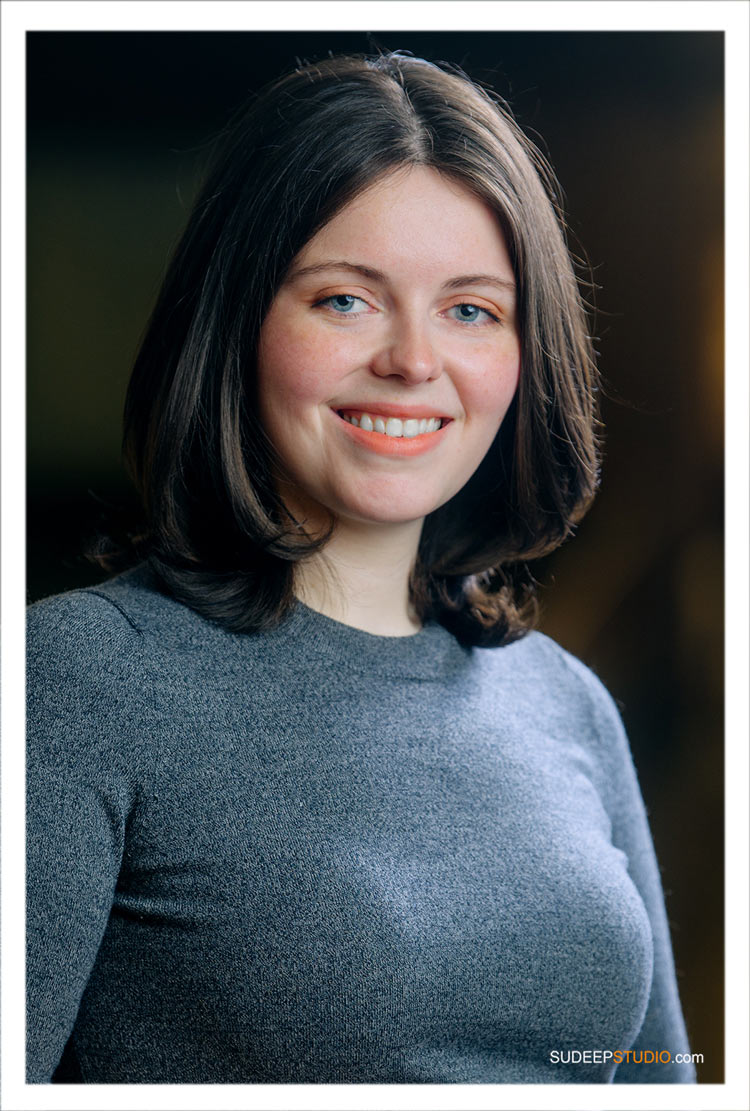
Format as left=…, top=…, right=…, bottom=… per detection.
left=446, top=303, right=500, bottom=326
left=315, top=294, right=371, bottom=316
left=314, top=295, right=501, bottom=325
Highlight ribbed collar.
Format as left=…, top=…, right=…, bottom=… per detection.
left=109, top=565, right=473, bottom=683
left=265, top=598, right=471, bottom=683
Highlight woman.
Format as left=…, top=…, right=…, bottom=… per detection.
left=26, top=52, right=695, bottom=1084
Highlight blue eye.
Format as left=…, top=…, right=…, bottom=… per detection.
left=320, top=294, right=369, bottom=314
left=448, top=303, right=498, bottom=324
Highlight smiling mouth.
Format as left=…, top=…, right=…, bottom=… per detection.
left=336, top=410, right=448, bottom=439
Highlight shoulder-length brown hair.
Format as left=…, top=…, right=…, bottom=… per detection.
left=115, top=52, right=599, bottom=647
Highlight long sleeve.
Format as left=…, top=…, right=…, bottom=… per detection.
left=562, top=651, right=696, bottom=1083
left=26, top=591, right=151, bottom=1082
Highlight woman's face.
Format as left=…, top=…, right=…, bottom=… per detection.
left=256, top=165, right=521, bottom=533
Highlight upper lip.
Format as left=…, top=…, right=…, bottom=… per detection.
left=332, top=402, right=452, bottom=420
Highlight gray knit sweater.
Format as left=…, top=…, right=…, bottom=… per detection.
left=26, top=565, right=695, bottom=1084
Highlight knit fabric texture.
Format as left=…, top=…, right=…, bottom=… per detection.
left=26, top=565, right=695, bottom=1084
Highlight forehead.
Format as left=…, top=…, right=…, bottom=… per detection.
left=293, top=165, right=514, bottom=281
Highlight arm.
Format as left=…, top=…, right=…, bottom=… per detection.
left=562, top=651, right=696, bottom=1083
left=26, top=591, right=148, bottom=1082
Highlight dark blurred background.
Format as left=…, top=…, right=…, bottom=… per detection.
left=27, top=31, right=723, bottom=1081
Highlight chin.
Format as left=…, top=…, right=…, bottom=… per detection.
left=335, top=491, right=451, bottom=528
left=288, top=475, right=456, bottom=532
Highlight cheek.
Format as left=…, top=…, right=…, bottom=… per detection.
left=466, top=347, right=521, bottom=432
left=258, top=316, right=345, bottom=410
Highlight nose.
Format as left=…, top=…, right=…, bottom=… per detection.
left=369, top=313, right=442, bottom=384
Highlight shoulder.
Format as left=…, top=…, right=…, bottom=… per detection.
left=478, top=629, right=619, bottom=708
left=27, top=564, right=203, bottom=668
left=26, top=564, right=257, bottom=716
left=517, top=630, right=623, bottom=714
left=25, top=568, right=199, bottom=776
left=26, top=568, right=182, bottom=720
left=26, top=569, right=156, bottom=699
left=28, top=576, right=138, bottom=659
left=478, top=632, right=644, bottom=828
left=475, top=629, right=630, bottom=763
left=28, top=569, right=141, bottom=675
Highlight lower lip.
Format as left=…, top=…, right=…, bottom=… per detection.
left=332, top=412, right=451, bottom=457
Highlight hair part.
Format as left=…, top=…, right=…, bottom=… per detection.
left=104, top=52, right=600, bottom=647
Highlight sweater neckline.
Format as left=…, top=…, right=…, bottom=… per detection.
left=111, top=564, right=473, bottom=683
left=268, top=597, right=470, bottom=682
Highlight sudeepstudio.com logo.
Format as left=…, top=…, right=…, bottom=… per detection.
left=549, top=1049, right=703, bottom=1065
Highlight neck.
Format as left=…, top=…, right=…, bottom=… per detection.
left=293, top=517, right=424, bottom=636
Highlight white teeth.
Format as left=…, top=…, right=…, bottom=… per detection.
left=340, top=411, right=444, bottom=437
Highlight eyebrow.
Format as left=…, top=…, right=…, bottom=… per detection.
left=443, top=273, right=516, bottom=295
left=288, top=261, right=385, bottom=283
left=287, top=260, right=516, bottom=295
